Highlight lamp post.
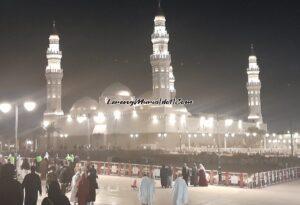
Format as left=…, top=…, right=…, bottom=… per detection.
left=113, top=110, right=121, bottom=148
left=130, top=133, right=139, bottom=149
left=0, top=101, right=36, bottom=153
left=214, top=114, right=222, bottom=184
left=188, top=134, right=191, bottom=150
left=287, top=131, right=294, bottom=157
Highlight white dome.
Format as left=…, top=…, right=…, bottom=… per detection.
left=101, top=82, right=133, bottom=98
left=70, top=97, right=99, bottom=116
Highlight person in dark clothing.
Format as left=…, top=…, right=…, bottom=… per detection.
left=89, top=164, right=98, bottom=179
left=21, top=158, right=30, bottom=170
left=59, top=164, right=73, bottom=194
left=160, top=165, right=168, bottom=188
left=167, top=165, right=173, bottom=188
left=22, top=166, right=42, bottom=205
left=182, top=163, right=189, bottom=185
left=41, top=181, right=71, bottom=205
left=0, top=164, right=23, bottom=205
left=87, top=167, right=98, bottom=204
left=191, top=163, right=198, bottom=186
left=46, top=166, right=58, bottom=192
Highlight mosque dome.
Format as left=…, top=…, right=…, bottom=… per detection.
left=101, top=82, right=133, bottom=98
left=70, top=97, right=99, bottom=116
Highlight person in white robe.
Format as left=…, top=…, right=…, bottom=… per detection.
left=138, top=173, right=155, bottom=205
left=172, top=173, right=188, bottom=205
left=70, top=167, right=82, bottom=204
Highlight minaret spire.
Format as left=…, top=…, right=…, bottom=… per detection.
left=150, top=2, right=176, bottom=100
left=246, top=45, right=263, bottom=123
left=156, top=0, right=164, bottom=16
left=52, top=20, right=58, bottom=35
left=44, top=21, right=64, bottom=123
left=250, top=43, right=255, bottom=56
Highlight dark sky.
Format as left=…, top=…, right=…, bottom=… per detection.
left=0, top=0, right=300, bottom=138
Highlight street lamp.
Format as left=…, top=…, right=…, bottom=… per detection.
left=188, top=133, right=192, bottom=150
left=0, top=101, right=37, bottom=152
left=224, top=119, right=233, bottom=150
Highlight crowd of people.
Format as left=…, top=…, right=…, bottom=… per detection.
left=0, top=153, right=209, bottom=205
left=0, top=153, right=98, bottom=205
left=159, top=163, right=208, bottom=188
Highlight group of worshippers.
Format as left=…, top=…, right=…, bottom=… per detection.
left=182, top=163, right=208, bottom=187
left=0, top=153, right=99, bottom=205
left=44, top=158, right=99, bottom=205
left=159, top=165, right=173, bottom=188
left=138, top=172, right=188, bottom=205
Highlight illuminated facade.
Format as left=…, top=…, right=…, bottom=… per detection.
left=247, top=45, right=263, bottom=123
left=150, top=6, right=175, bottom=100
left=43, top=6, right=268, bottom=150
left=44, top=21, right=64, bottom=123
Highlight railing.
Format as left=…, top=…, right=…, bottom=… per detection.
left=247, top=167, right=300, bottom=188
left=23, top=158, right=299, bottom=188
left=78, top=160, right=249, bottom=188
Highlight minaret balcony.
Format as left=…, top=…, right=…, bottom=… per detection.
left=151, top=33, right=169, bottom=39
left=150, top=54, right=170, bottom=60
left=46, top=68, right=63, bottom=74
left=47, top=50, right=62, bottom=55
left=247, top=82, right=261, bottom=88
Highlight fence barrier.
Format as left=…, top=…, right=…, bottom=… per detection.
left=247, top=167, right=300, bottom=188
left=19, top=158, right=300, bottom=188
left=77, top=160, right=252, bottom=188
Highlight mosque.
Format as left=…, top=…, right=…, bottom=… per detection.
left=43, top=5, right=267, bottom=150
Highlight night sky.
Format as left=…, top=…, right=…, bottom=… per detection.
left=0, top=0, right=300, bottom=138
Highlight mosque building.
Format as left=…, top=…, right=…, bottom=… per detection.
left=43, top=5, right=267, bottom=150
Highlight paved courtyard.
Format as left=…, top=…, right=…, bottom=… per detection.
left=37, top=175, right=299, bottom=205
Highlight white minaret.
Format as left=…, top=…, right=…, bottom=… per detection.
left=44, top=21, right=64, bottom=122
left=150, top=2, right=175, bottom=100
left=247, top=44, right=262, bottom=123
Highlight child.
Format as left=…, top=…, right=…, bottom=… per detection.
left=131, top=178, right=138, bottom=190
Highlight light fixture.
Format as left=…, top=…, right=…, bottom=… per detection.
left=113, top=110, right=121, bottom=120
left=169, top=113, right=176, bottom=125
left=180, top=115, right=186, bottom=125
left=94, top=112, right=106, bottom=123
left=152, top=115, right=158, bottom=124
left=238, top=120, right=243, bottom=129
left=23, top=101, right=36, bottom=112
left=0, top=103, right=12, bottom=113
left=132, top=110, right=138, bottom=118
left=43, top=120, right=50, bottom=128
left=225, top=119, right=233, bottom=127
left=77, top=115, right=87, bottom=123
left=67, top=115, right=73, bottom=122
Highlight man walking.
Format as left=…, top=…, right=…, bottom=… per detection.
left=22, top=166, right=42, bottom=205
left=139, top=172, right=155, bottom=205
